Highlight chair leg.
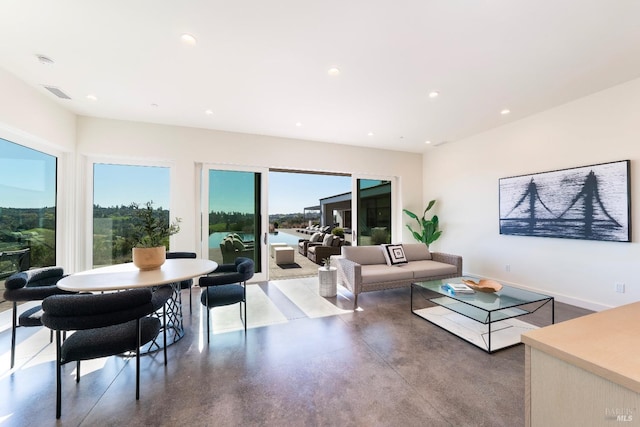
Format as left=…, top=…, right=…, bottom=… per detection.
left=205, top=288, right=210, bottom=343
left=55, top=330, right=62, bottom=419
left=189, top=284, right=192, bottom=314
left=10, top=302, right=17, bottom=369
left=76, top=361, right=81, bottom=383
left=244, top=283, right=247, bottom=333
left=163, top=305, right=167, bottom=366
left=136, top=319, right=141, bottom=400
left=243, top=301, right=247, bottom=333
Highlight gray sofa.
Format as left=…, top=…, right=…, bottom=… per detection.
left=334, top=243, right=462, bottom=308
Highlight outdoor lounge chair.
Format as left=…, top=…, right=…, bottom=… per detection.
left=220, top=236, right=254, bottom=264
left=297, top=232, right=325, bottom=256
left=306, top=234, right=347, bottom=264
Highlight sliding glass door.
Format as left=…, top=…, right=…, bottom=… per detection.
left=352, top=176, right=396, bottom=246
left=201, top=165, right=268, bottom=281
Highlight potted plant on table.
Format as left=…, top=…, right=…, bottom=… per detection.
left=130, top=201, right=181, bottom=270
left=403, top=199, right=442, bottom=245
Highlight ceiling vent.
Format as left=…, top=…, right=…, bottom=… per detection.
left=432, top=140, right=449, bottom=147
left=43, top=85, right=71, bottom=100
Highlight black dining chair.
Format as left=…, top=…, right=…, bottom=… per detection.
left=41, top=288, right=167, bottom=419
left=165, top=251, right=196, bottom=314
left=198, top=257, right=254, bottom=343
left=3, top=266, right=74, bottom=369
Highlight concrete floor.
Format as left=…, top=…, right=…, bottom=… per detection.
left=0, top=280, right=591, bottom=427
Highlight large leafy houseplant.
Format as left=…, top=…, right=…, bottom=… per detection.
left=403, top=199, right=442, bottom=245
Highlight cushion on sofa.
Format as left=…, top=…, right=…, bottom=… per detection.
left=381, top=244, right=408, bottom=266
left=310, top=232, right=323, bottom=243
left=401, top=260, right=458, bottom=279
left=342, top=245, right=387, bottom=265
left=322, top=234, right=334, bottom=246
left=402, top=243, right=432, bottom=261
left=360, top=264, right=414, bottom=284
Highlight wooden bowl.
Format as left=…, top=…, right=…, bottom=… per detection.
left=462, top=279, right=503, bottom=293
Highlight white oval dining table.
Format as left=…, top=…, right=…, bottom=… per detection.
left=57, top=258, right=217, bottom=292
left=56, top=258, right=218, bottom=350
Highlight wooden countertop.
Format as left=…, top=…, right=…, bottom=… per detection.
left=522, top=301, right=640, bottom=394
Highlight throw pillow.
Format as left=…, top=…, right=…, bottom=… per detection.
left=382, top=244, right=408, bottom=266
left=310, top=232, right=322, bottom=243
left=322, top=234, right=334, bottom=246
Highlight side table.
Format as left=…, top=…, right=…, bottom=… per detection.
left=318, top=266, right=337, bottom=297
left=270, top=242, right=288, bottom=258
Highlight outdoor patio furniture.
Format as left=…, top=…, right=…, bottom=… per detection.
left=306, top=235, right=346, bottom=265
left=0, top=248, right=30, bottom=279
left=275, top=246, right=295, bottom=264
left=270, top=242, right=288, bottom=258
left=228, top=233, right=254, bottom=248
left=297, top=232, right=325, bottom=256
left=220, top=236, right=254, bottom=264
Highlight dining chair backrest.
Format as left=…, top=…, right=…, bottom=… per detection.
left=42, top=288, right=155, bottom=331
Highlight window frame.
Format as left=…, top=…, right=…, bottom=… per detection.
left=0, top=127, right=68, bottom=269
left=83, top=156, right=175, bottom=271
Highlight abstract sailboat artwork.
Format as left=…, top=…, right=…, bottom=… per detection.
left=499, top=160, right=630, bottom=242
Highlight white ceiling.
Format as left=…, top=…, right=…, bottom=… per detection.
left=1, top=1, right=640, bottom=153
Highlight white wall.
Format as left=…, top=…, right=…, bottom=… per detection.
left=76, top=117, right=423, bottom=265
left=0, top=67, right=75, bottom=152
left=424, top=77, right=640, bottom=311
left=0, top=67, right=78, bottom=270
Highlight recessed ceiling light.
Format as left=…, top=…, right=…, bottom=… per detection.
left=424, top=140, right=432, bottom=144
left=327, top=67, right=340, bottom=76
left=501, top=109, right=511, bottom=115
left=367, top=132, right=374, bottom=136
left=86, top=94, right=98, bottom=101
left=36, top=54, right=54, bottom=66
left=295, top=122, right=302, bottom=127
left=181, top=33, right=197, bottom=45
left=205, top=109, right=214, bottom=115
left=428, top=91, right=439, bottom=98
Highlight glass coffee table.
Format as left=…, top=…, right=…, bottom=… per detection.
left=411, top=277, right=554, bottom=353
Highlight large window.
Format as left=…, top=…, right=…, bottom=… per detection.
left=0, top=138, right=57, bottom=277
left=92, top=163, right=170, bottom=267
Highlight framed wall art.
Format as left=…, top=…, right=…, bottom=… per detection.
left=499, top=160, right=631, bottom=242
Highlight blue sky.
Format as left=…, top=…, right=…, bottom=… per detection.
left=94, top=164, right=171, bottom=209
left=209, top=170, right=352, bottom=214
left=3, top=137, right=352, bottom=214
left=0, top=138, right=57, bottom=208
left=269, top=172, right=351, bottom=214
left=94, top=168, right=352, bottom=214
